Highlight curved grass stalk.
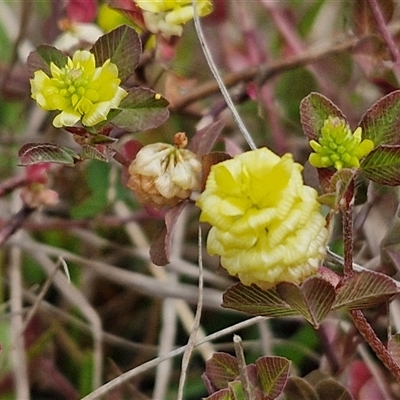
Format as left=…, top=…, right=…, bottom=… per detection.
left=192, top=0, right=257, bottom=150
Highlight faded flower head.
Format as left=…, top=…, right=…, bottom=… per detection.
left=30, top=50, right=127, bottom=128
left=309, top=116, right=374, bottom=171
left=134, top=0, right=213, bottom=37
left=196, top=148, right=328, bottom=289
left=127, top=133, right=202, bottom=208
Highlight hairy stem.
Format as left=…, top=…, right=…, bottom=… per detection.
left=343, top=194, right=400, bottom=383
left=351, top=309, right=400, bottom=383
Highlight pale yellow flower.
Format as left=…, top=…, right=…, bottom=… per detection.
left=134, top=0, right=213, bottom=37
left=128, top=139, right=202, bottom=208
left=30, top=50, right=127, bottom=128
left=196, top=148, right=328, bottom=289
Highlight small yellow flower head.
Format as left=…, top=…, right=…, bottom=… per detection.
left=196, top=148, right=328, bottom=289
left=30, top=50, right=128, bottom=128
left=309, top=116, right=374, bottom=171
left=127, top=134, right=202, bottom=208
left=134, top=0, right=213, bottom=38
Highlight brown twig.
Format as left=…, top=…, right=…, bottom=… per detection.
left=366, top=0, right=400, bottom=74
left=0, top=206, right=35, bottom=247
left=171, top=22, right=400, bottom=112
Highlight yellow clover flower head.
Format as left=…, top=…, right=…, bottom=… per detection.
left=134, top=0, right=213, bottom=38
left=309, top=116, right=374, bottom=171
left=127, top=133, right=202, bottom=209
left=196, top=148, right=328, bottom=289
left=30, top=50, right=128, bottom=128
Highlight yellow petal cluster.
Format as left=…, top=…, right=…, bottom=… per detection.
left=134, top=0, right=213, bottom=37
left=30, top=50, right=127, bottom=128
left=128, top=142, right=202, bottom=208
left=196, top=148, right=328, bottom=289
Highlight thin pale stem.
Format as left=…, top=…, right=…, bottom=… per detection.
left=233, top=335, right=253, bottom=400
left=192, top=0, right=257, bottom=150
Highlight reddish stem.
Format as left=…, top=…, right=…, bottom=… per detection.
left=350, top=309, right=400, bottom=382
left=366, top=0, right=400, bottom=71
left=342, top=192, right=400, bottom=383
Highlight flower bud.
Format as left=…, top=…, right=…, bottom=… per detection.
left=127, top=134, right=202, bottom=208
left=309, top=116, right=374, bottom=171
left=196, top=148, right=328, bottom=289
left=134, top=0, right=213, bottom=38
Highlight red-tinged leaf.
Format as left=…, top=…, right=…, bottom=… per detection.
left=277, top=277, right=336, bottom=329
left=300, top=92, right=346, bottom=141
left=203, top=389, right=233, bottom=400
left=27, top=45, right=68, bottom=77
left=108, top=0, right=145, bottom=28
left=18, top=143, right=78, bottom=166
left=203, top=353, right=239, bottom=391
left=111, top=87, right=169, bottom=132
left=283, top=376, right=319, bottom=400
left=388, top=334, right=400, bottom=365
left=359, top=90, right=400, bottom=145
left=361, top=145, right=400, bottom=186
left=315, top=379, right=353, bottom=400
left=189, top=120, right=225, bottom=157
left=222, top=283, right=298, bottom=317
left=256, top=356, right=290, bottom=399
left=149, top=201, right=187, bottom=266
left=328, top=168, right=357, bottom=210
left=80, top=145, right=115, bottom=162
left=91, top=25, right=142, bottom=83
left=332, top=270, right=399, bottom=310
left=352, top=0, right=394, bottom=36
left=201, top=152, right=232, bottom=190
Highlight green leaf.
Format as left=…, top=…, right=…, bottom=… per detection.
left=277, top=277, right=336, bottom=329
left=228, top=381, right=245, bottom=400
left=18, top=143, right=77, bottom=166
left=204, top=353, right=240, bottom=391
left=388, top=334, right=400, bottom=365
left=91, top=25, right=142, bottom=83
left=361, top=145, right=400, bottom=185
left=315, top=379, right=353, bottom=400
left=300, top=92, right=346, bottom=141
left=204, top=389, right=233, bottom=400
left=283, top=377, right=319, bottom=400
left=256, top=356, right=290, bottom=399
left=110, top=87, right=169, bottom=133
left=27, top=45, right=68, bottom=76
left=222, top=283, right=298, bottom=318
left=332, top=270, right=399, bottom=310
left=359, top=90, right=400, bottom=145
